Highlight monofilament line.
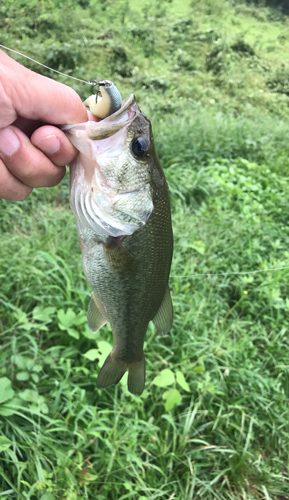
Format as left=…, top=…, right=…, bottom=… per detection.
left=171, top=265, right=289, bottom=278
left=2, top=46, right=288, bottom=282
left=0, top=43, right=96, bottom=85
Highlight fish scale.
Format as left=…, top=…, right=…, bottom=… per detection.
left=65, top=93, right=173, bottom=395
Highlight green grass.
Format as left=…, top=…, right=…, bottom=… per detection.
left=1, top=0, right=289, bottom=498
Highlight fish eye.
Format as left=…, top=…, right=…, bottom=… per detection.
left=131, top=137, right=149, bottom=157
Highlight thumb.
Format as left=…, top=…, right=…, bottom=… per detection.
left=0, top=50, right=88, bottom=126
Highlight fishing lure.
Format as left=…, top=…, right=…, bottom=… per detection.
left=0, top=45, right=122, bottom=119
left=84, top=80, right=123, bottom=119
left=0, top=44, right=288, bottom=279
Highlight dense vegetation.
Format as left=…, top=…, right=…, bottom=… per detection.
left=1, top=0, right=289, bottom=498
left=235, top=0, right=289, bottom=15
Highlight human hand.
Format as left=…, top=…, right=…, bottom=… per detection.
left=0, top=50, right=92, bottom=201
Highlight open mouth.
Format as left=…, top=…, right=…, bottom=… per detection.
left=67, top=94, right=149, bottom=238
left=62, top=94, right=138, bottom=141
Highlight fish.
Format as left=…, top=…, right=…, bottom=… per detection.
left=63, top=92, right=173, bottom=396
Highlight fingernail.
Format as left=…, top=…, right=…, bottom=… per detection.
left=0, top=128, right=20, bottom=156
left=35, top=135, right=60, bottom=155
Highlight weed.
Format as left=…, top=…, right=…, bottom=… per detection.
left=1, top=0, right=289, bottom=498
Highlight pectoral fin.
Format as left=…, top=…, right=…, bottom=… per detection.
left=103, top=238, right=137, bottom=272
left=87, top=293, right=107, bottom=333
left=152, top=286, right=173, bottom=336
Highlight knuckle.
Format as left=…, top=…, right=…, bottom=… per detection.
left=0, top=185, right=32, bottom=201
left=14, top=187, right=33, bottom=201
left=45, top=167, right=66, bottom=187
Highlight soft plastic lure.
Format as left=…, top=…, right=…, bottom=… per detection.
left=84, top=80, right=122, bottom=119
left=0, top=44, right=122, bottom=120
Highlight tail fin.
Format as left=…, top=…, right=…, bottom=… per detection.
left=96, top=353, right=126, bottom=390
left=128, top=357, right=145, bottom=396
left=96, top=352, right=145, bottom=396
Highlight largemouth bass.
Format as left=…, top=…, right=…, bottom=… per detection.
left=63, top=93, right=173, bottom=395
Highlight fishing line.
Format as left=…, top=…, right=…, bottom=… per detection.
left=21, top=200, right=289, bottom=280
left=171, top=266, right=289, bottom=279
left=2, top=45, right=288, bottom=281
left=0, top=43, right=97, bottom=86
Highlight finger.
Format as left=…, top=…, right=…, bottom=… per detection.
left=12, top=117, right=44, bottom=137
left=87, top=110, right=101, bottom=122
left=30, top=112, right=101, bottom=166
left=0, top=50, right=88, bottom=126
left=31, top=125, right=78, bottom=166
left=0, top=126, right=66, bottom=188
left=0, top=157, right=32, bottom=201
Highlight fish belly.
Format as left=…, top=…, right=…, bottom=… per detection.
left=77, top=191, right=173, bottom=395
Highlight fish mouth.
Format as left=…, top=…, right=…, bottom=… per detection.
left=62, top=94, right=137, bottom=140
left=65, top=94, right=152, bottom=238
left=103, top=94, right=136, bottom=123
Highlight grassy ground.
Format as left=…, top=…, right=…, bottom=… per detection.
left=1, top=0, right=289, bottom=498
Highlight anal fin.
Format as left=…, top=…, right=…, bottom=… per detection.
left=152, top=286, right=173, bottom=336
left=87, top=293, right=107, bottom=333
